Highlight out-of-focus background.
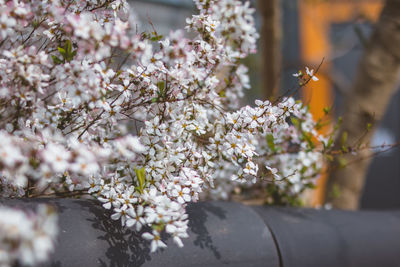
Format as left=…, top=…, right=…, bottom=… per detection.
left=129, top=0, right=400, bottom=210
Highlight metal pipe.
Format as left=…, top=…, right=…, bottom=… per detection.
left=2, top=199, right=400, bottom=267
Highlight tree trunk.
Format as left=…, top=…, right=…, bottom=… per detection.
left=258, top=0, right=282, bottom=100
left=325, top=0, right=400, bottom=210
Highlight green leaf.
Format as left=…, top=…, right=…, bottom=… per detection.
left=315, top=119, right=323, bottom=130
left=55, top=40, right=76, bottom=62
left=29, top=157, right=40, bottom=169
left=57, top=47, right=66, bottom=56
left=323, top=106, right=331, bottom=115
left=65, top=39, right=72, bottom=54
left=290, top=117, right=299, bottom=127
left=340, top=131, right=348, bottom=147
left=327, top=136, right=334, bottom=148
left=71, top=50, right=77, bottom=58
left=323, top=136, right=334, bottom=150
left=303, top=132, right=315, bottom=150
left=32, top=20, right=41, bottom=28
left=51, top=55, right=63, bottom=65
left=152, top=222, right=165, bottom=232
left=157, top=81, right=165, bottom=97
left=134, top=167, right=146, bottom=193
left=266, top=134, right=276, bottom=153
left=150, top=35, right=163, bottom=42
left=305, top=183, right=316, bottom=189
left=334, top=116, right=342, bottom=131
left=340, top=131, right=348, bottom=152
left=300, top=166, right=307, bottom=175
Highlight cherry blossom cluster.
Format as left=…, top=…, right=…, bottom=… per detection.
left=0, top=204, right=57, bottom=267
left=203, top=96, right=325, bottom=203
left=0, top=0, right=328, bottom=259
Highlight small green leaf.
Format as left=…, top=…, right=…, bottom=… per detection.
left=340, top=131, right=348, bottom=147
left=55, top=40, right=77, bottom=62
left=65, top=39, right=72, bottom=54
left=29, top=157, right=40, bottom=169
left=266, top=134, right=276, bottom=153
left=32, top=20, right=40, bottom=28
left=303, top=132, right=315, bottom=150
left=305, top=183, right=317, bottom=189
left=290, top=117, right=299, bottom=127
left=323, top=106, right=331, bottom=115
left=71, top=50, right=77, bottom=58
left=152, top=222, right=165, bottom=232
left=150, top=35, right=163, bottom=42
left=157, top=81, right=165, bottom=97
left=334, top=116, right=343, bottom=131
left=300, top=166, right=307, bottom=175
left=57, top=47, right=66, bottom=56
left=134, top=167, right=146, bottom=193
left=323, top=136, right=334, bottom=150
left=51, top=55, right=63, bottom=65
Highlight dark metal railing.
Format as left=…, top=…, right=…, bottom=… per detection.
left=2, top=199, right=400, bottom=267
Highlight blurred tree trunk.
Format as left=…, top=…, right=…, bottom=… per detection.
left=325, top=0, right=400, bottom=210
left=258, top=0, right=282, bottom=100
